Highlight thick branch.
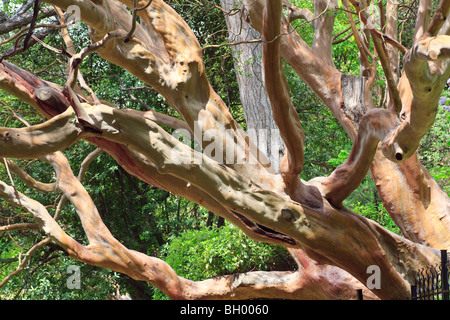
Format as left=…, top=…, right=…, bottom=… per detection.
left=413, top=0, right=432, bottom=44
left=0, top=6, right=55, bottom=36
left=385, top=0, right=400, bottom=86
left=0, top=179, right=84, bottom=256
left=0, top=101, right=439, bottom=299
left=0, top=109, right=84, bottom=159
left=424, top=0, right=450, bottom=38
left=0, top=60, right=290, bottom=247
left=382, top=35, right=450, bottom=162
left=320, top=109, right=400, bottom=207
left=0, top=158, right=57, bottom=193
left=282, top=0, right=314, bottom=24
left=262, top=0, right=305, bottom=193
left=42, top=0, right=281, bottom=192
left=311, top=0, right=338, bottom=67
left=0, top=0, right=447, bottom=300
left=371, top=151, right=450, bottom=248
left=0, top=135, right=365, bottom=300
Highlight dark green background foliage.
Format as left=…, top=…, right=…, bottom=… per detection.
left=0, top=0, right=448, bottom=299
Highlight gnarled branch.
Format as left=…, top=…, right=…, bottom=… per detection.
left=261, top=0, right=304, bottom=195
left=321, top=109, right=400, bottom=207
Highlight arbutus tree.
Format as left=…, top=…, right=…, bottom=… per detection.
left=0, top=0, right=449, bottom=300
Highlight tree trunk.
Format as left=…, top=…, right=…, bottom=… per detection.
left=220, top=0, right=284, bottom=172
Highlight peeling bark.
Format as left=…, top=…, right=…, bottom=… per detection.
left=0, top=91, right=441, bottom=299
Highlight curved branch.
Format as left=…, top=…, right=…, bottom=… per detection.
left=0, top=134, right=337, bottom=299
left=0, top=69, right=443, bottom=298
left=348, top=0, right=407, bottom=55
left=282, top=1, right=314, bottom=24
left=320, top=109, right=400, bottom=207
left=52, top=147, right=102, bottom=221
left=0, top=109, right=84, bottom=159
left=244, top=0, right=349, bottom=138
left=382, top=35, right=450, bottom=162
left=0, top=149, right=376, bottom=300
left=1, top=158, right=57, bottom=193
left=21, top=0, right=41, bottom=52
left=0, top=59, right=289, bottom=247
left=262, top=0, right=305, bottom=193
left=0, top=179, right=84, bottom=255
left=424, top=0, right=450, bottom=39
left=348, top=0, right=403, bottom=113
left=0, top=223, right=40, bottom=234
left=44, top=0, right=282, bottom=191
left=0, top=0, right=446, bottom=300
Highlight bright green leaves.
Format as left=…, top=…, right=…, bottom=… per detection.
left=327, top=148, right=351, bottom=168
left=419, top=104, right=450, bottom=196
left=153, top=222, right=295, bottom=299
left=349, top=201, right=400, bottom=235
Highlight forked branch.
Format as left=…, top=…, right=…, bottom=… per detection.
left=321, top=109, right=400, bottom=207
left=423, top=0, right=450, bottom=39
left=348, top=0, right=403, bottom=112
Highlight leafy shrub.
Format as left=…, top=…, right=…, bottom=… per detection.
left=153, top=223, right=296, bottom=299
left=349, top=202, right=400, bottom=235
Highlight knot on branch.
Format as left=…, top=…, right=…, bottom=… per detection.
left=280, top=208, right=296, bottom=223
left=0, top=131, right=11, bottom=142
left=35, top=86, right=70, bottom=115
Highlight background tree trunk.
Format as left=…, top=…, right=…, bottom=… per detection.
left=221, top=0, right=284, bottom=172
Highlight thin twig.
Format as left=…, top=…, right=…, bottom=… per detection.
left=0, top=238, right=51, bottom=289
left=0, top=223, right=40, bottom=234
left=0, top=23, right=68, bottom=47
left=349, top=0, right=403, bottom=112
left=203, top=38, right=262, bottom=50
left=31, top=35, right=70, bottom=57
left=125, top=0, right=153, bottom=42
left=349, top=0, right=407, bottom=55
left=0, top=33, right=27, bottom=63
left=22, top=0, right=41, bottom=52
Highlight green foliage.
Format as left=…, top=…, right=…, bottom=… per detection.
left=327, top=148, right=351, bottom=168
left=1, top=251, right=120, bottom=300
left=153, top=222, right=296, bottom=300
left=419, top=104, right=450, bottom=196
left=349, top=202, right=400, bottom=235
